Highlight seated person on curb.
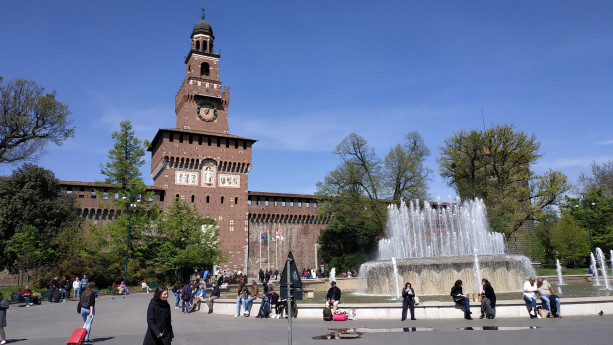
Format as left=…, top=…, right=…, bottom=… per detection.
left=325, top=281, right=341, bottom=314
left=22, top=286, right=34, bottom=306
left=242, top=281, right=259, bottom=317
left=450, top=279, right=472, bottom=320
left=118, top=281, right=129, bottom=294
left=206, top=282, right=221, bottom=314
left=142, top=280, right=152, bottom=293
left=256, top=283, right=274, bottom=318
left=537, top=277, right=562, bottom=318
left=193, top=283, right=207, bottom=311
left=523, top=276, right=539, bottom=319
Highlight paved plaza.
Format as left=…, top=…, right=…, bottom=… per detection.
left=4, top=292, right=613, bottom=345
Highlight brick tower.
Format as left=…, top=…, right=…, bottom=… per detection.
left=148, top=10, right=256, bottom=273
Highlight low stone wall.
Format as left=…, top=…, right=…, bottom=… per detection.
left=203, top=296, right=613, bottom=319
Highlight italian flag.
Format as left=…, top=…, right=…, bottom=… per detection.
left=268, top=234, right=276, bottom=243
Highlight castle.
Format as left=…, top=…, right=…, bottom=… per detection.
left=59, top=13, right=328, bottom=276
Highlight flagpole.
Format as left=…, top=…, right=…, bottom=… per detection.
left=267, top=230, right=270, bottom=270
left=275, top=234, right=278, bottom=271
left=259, top=231, right=262, bottom=270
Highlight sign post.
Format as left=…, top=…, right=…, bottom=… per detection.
left=280, top=251, right=302, bottom=345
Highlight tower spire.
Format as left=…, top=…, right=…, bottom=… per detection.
left=201, top=7, right=206, bottom=21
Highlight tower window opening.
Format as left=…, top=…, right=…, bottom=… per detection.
left=221, top=196, right=224, bottom=204
left=216, top=138, right=220, bottom=147
left=235, top=197, right=238, bottom=204
left=206, top=196, right=210, bottom=203
left=201, top=62, right=210, bottom=76
left=191, top=195, right=195, bottom=203
left=234, top=140, right=238, bottom=149
left=198, top=135, right=202, bottom=145
left=207, top=136, right=212, bottom=146
left=189, top=134, right=193, bottom=144
left=243, top=141, right=247, bottom=150
left=196, top=41, right=200, bottom=51
left=169, top=133, right=174, bottom=142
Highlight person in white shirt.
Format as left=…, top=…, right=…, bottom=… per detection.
left=142, top=280, right=152, bottom=293
left=523, top=276, right=539, bottom=318
left=72, top=277, right=81, bottom=300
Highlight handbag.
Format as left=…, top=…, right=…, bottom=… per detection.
left=77, top=300, right=82, bottom=314
left=414, top=296, right=420, bottom=305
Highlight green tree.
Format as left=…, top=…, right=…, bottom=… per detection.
left=100, top=120, right=146, bottom=194
left=437, top=124, right=570, bottom=240
left=563, top=188, right=613, bottom=252
left=317, top=132, right=431, bottom=266
left=549, top=213, right=591, bottom=265
left=0, top=77, right=74, bottom=164
left=0, top=164, right=80, bottom=271
left=153, top=200, right=226, bottom=282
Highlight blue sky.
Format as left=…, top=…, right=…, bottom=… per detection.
left=1, top=1, right=612, bottom=200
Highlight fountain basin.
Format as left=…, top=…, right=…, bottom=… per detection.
left=358, top=255, right=535, bottom=295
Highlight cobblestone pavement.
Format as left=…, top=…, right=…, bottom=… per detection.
left=4, top=293, right=612, bottom=345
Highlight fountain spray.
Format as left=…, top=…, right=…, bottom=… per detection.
left=556, top=259, right=565, bottom=285
left=596, top=248, right=610, bottom=290
left=590, top=252, right=601, bottom=286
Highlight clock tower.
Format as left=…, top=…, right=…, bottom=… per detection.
left=175, top=10, right=230, bottom=134
left=148, top=10, right=255, bottom=274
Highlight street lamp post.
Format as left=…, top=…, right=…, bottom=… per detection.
left=123, top=194, right=139, bottom=285
left=576, top=198, right=595, bottom=254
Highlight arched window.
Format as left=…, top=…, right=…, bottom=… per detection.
left=201, top=62, right=210, bottom=76
left=195, top=41, right=200, bottom=51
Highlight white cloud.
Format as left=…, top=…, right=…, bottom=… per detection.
left=598, top=139, right=613, bottom=146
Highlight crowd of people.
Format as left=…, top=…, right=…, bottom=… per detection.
left=0, top=269, right=567, bottom=344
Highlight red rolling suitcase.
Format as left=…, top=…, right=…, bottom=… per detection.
left=67, top=328, right=87, bottom=345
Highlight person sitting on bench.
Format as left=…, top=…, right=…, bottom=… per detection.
left=325, top=281, right=341, bottom=314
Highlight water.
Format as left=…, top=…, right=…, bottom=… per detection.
left=378, top=199, right=507, bottom=259
left=473, top=250, right=482, bottom=294
left=595, top=247, right=610, bottom=290
left=590, top=253, right=601, bottom=286
left=359, top=198, right=534, bottom=295
left=610, top=250, right=613, bottom=279
left=556, top=259, right=565, bottom=285
left=391, top=257, right=400, bottom=299
left=329, top=268, right=336, bottom=284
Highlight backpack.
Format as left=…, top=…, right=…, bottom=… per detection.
left=323, top=306, right=333, bottom=321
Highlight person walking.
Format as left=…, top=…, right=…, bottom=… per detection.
left=48, top=276, right=57, bottom=303
left=171, top=282, right=181, bottom=309
left=80, top=282, right=97, bottom=344
left=180, top=282, right=191, bottom=314
left=143, top=286, right=174, bottom=345
left=0, top=292, right=8, bottom=344
left=401, top=282, right=416, bottom=321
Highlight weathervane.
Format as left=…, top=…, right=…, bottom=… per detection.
left=201, top=7, right=206, bottom=21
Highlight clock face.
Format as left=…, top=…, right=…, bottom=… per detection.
left=197, top=102, right=218, bottom=122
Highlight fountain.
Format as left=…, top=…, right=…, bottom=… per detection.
left=556, top=259, right=565, bottom=285
left=595, top=247, right=611, bottom=290
left=329, top=267, right=337, bottom=284
left=610, top=250, right=613, bottom=279
left=391, top=257, right=400, bottom=299
left=590, top=253, right=600, bottom=286
left=358, top=198, right=535, bottom=295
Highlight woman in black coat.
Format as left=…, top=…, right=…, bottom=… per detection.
left=401, top=282, right=416, bottom=321
left=480, top=278, right=496, bottom=319
left=143, top=286, right=174, bottom=345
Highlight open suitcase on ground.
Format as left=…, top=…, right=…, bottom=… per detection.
left=67, top=328, right=87, bottom=345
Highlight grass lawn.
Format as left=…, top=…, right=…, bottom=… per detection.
left=535, top=268, right=589, bottom=276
